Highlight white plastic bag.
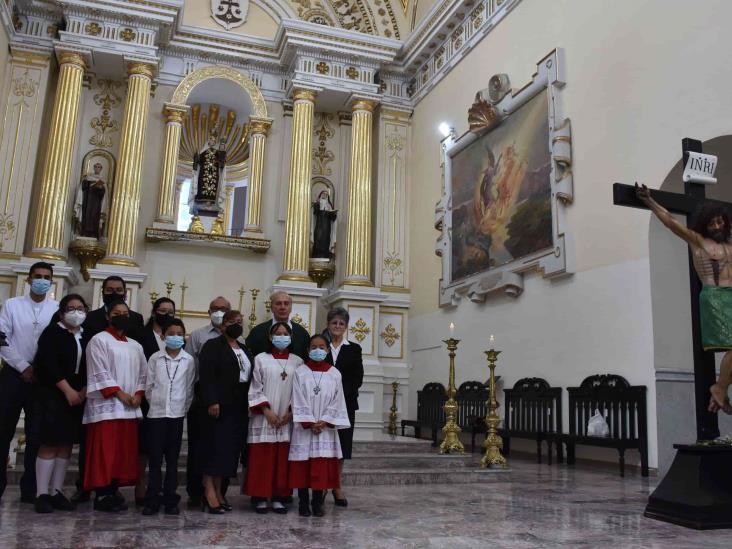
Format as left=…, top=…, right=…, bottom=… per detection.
left=587, top=409, right=610, bottom=437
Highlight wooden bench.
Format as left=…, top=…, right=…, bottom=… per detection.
left=493, top=377, right=563, bottom=464
left=401, top=382, right=446, bottom=445
left=455, top=381, right=490, bottom=452
left=562, top=374, right=649, bottom=477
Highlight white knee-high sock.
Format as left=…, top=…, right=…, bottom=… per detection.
left=35, top=457, right=55, bottom=497
left=51, top=458, right=70, bottom=494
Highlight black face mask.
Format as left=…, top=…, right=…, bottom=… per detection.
left=110, top=315, right=132, bottom=332
left=225, top=324, right=243, bottom=339
left=103, top=292, right=125, bottom=306
left=155, top=313, right=174, bottom=328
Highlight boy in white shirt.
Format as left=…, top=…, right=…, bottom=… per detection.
left=142, top=318, right=195, bottom=515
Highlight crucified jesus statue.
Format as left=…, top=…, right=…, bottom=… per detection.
left=637, top=183, right=732, bottom=414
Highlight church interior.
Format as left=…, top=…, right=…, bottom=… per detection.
left=3, top=0, right=732, bottom=546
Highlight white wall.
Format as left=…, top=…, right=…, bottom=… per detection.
left=407, top=0, right=732, bottom=469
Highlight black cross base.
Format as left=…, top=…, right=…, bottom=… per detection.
left=614, top=138, right=732, bottom=529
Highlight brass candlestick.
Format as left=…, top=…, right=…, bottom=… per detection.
left=388, top=380, right=399, bottom=436
left=264, top=299, right=271, bottom=315
left=164, top=279, right=174, bottom=298
left=438, top=338, right=465, bottom=454
left=238, top=285, right=246, bottom=312
left=179, top=279, right=188, bottom=312
left=249, top=288, right=259, bottom=328
left=149, top=291, right=159, bottom=306
left=481, top=348, right=507, bottom=468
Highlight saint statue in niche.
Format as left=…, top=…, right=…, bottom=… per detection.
left=311, top=189, right=337, bottom=258
left=73, top=161, right=107, bottom=239
left=192, top=130, right=226, bottom=216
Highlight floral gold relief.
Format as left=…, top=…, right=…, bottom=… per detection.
left=351, top=318, right=371, bottom=343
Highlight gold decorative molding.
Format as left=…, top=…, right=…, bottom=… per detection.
left=315, top=61, right=330, bottom=74
left=346, top=67, right=359, bottom=80
left=351, top=318, right=371, bottom=343
left=171, top=65, right=268, bottom=118
left=89, top=79, right=122, bottom=148
left=468, top=96, right=500, bottom=134
left=85, top=22, right=102, bottom=36
left=352, top=99, right=377, bottom=112
left=291, top=312, right=311, bottom=333
left=120, top=28, right=137, bottom=42
left=380, top=323, right=400, bottom=347
left=293, top=88, right=318, bottom=103
left=0, top=215, right=17, bottom=252
left=249, top=118, right=272, bottom=135
left=145, top=227, right=271, bottom=253
left=127, top=62, right=154, bottom=79
left=58, top=52, right=86, bottom=69
left=312, top=112, right=335, bottom=176
left=12, top=70, right=37, bottom=97
left=383, top=253, right=403, bottom=286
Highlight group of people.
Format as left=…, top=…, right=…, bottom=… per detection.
left=0, top=265, right=363, bottom=518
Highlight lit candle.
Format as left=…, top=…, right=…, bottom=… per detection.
left=449, top=322, right=455, bottom=338
left=489, top=334, right=495, bottom=348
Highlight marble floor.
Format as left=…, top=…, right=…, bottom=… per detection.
left=1, top=458, right=730, bottom=548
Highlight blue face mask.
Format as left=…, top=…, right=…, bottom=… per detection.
left=272, top=335, right=291, bottom=350
left=309, top=348, right=328, bottom=362
left=30, top=279, right=51, bottom=296
left=165, top=335, right=185, bottom=350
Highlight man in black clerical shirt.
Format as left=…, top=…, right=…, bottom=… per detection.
left=245, top=291, right=310, bottom=360
left=71, top=275, right=145, bottom=504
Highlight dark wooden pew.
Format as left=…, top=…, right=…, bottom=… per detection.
left=401, top=382, right=446, bottom=445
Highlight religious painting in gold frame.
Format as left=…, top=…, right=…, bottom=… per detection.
left=435, top=49, right=574, bottom=307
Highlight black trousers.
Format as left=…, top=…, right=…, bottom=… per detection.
left=145, top=417, right=184, bottom=506
left=0, top=366, right=39, bottom=500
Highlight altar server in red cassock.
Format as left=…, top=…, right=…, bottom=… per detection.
left=288, top=334, right=350, bottom=517
left=82, top=300, right=147, bottom=512
left=245, top=322, right=302, bottom=514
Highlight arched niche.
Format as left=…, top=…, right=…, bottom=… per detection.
left=650, top=135, right=732, bottom=474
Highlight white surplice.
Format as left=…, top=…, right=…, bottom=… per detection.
left=83, top=331, right=147, bottom=424
left=247, top=352, right=303, bottom=444
left=289, top=363, right=351, bottom=461
left=0, top=295, right=58, bottom=373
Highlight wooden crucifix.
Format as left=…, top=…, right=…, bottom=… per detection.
left=614, top=138, right=726, bottom=441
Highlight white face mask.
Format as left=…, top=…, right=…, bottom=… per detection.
left=65, top=310, right=86, bottom=328
left=210, top=310, right=225, bottom=326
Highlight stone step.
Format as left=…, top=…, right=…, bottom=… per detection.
left=350, top=453, right=477, bottom=469
left=350, top=437, right=436, bottom=454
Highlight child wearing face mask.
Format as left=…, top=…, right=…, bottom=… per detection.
left=31, top=294, right=89, bottom=513
left=288, top=335, right=351, bottom=518
left=141, top=318, right=195, bottom=516
left=244, top=322, right=303, bottom=514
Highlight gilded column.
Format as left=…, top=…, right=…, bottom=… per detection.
left=279, top=89, right=316, bottom=281
left=155, top=103, right=188, bottom=224
left=100, top=62, right=154, bottom=266
left=28, top=52, right=86, bottom=260
left=244, top=116, right=273, bottom=233
left=343, top=99, right=377, bottom=286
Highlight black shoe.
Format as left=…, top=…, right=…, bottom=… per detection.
left=21, top=493, right=35, bottom=504
left=332, top=490, right=348, bottom=507
left=186, top=496, right=201, bottom=509
left=94, top=495, right=125, bottom=512
left=50, top=491, right=76, bottom=511
left=297, top=489, right=311, bottom=517
left=272, top=501, right=288, bottom=515
left=113, top=491, right=129, bottom=511
left=34, top=494, right=54, bottom=514
left=142, top=504, right=159, bottom=516
left=164, top=504, right=180, bottom=515
left=220, top=498, right=233, bottom=512
left=311, top=491, right=324, bottom=517
left=70, top=490, right=90, bottom=504
left=201, top=499, right=226, bottom=515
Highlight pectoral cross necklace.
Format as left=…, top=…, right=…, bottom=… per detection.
left=276, top=357, right=288, bottom=380
left=311, top=371, right=325, bottom=395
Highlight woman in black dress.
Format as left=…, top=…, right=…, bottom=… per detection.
left=323, top=307, right=364, bottom=507
left=136, top=297, right=176, bottom=505
left=198, top=310, right=253, bottom=513
left=33, top=294, right=90, bottom=513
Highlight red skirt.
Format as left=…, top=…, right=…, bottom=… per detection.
left=288, top=458, right=340, bottom=490
left=84, top=419, right=139, bottom=491
left=244, top=442, right=290, bottom=498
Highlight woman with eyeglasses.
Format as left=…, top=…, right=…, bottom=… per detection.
left=32, top=294, right=90, bottom=513
left=82, top=300, right=147, bottom=512
left=198, top=310, right=253, bottom=513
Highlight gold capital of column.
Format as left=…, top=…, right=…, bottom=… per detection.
left=164, top=106, right=186, bottom=124
left=58, top=51, right=86, bottom=69
left=279, top=89, right=316, bottom=282
left=352, top=99, right=377, bottom=113
left=249, top=119, right=271, bottom=136
left=126, top=61, right=155, bottom=79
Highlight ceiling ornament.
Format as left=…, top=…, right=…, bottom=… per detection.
left=179, top=103, right=251, bottom=171
left=211, top=0, right=249, bottom=30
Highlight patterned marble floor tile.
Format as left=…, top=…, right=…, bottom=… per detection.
left=1, top=458, right=731, bottom=548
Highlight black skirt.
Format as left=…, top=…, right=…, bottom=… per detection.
left=35, top=386, right=83, bottom=447
left=198, top=399, right=248, bottom=477
left=338, top=406, right=357, bottom=460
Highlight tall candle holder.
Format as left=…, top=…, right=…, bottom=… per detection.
left=238, top=285, right=246, bottom=312
left=149, top=291, right=159, bottom=306
left=480, top=346, right=507, bottom=468
left=164, top=279, right=174, bottom=298
left=438, top=338, right=465, bottom=454
left=388, top=380, right=399, bottom=436
left=249, top=288, right=260, bottom=328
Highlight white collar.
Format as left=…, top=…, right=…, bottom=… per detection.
left=164, top=350, right=186, bottom=361
left=56, top=321, right=83, bottom=335
left=331, top=339, right=350, bottom=348
left=27, top=295, right=49, bottom=306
